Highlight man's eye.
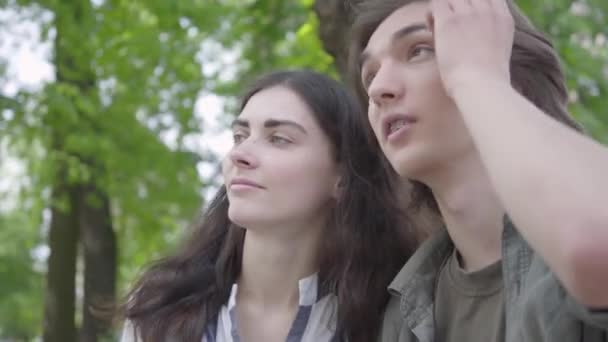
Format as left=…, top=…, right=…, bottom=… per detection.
left=409, top=45, right=434, bottom=61
left=269, top=135, right=291, bottom=145
left=362, top=71, right=376, bottom=90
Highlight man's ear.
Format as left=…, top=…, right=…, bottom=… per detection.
left=332, top=176, right=344, bottom=199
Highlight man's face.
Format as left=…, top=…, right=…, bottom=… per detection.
left=360, top=2, right=476, bottom=181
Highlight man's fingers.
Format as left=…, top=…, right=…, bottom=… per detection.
left=449, top=0, right=468, bottom=11
left=430, top=0, right=453, bottom=25
left=426, top=10, right=435, bottom=34
left=490, top=0, right=510, bottom=13
left=470, top=0, right=491, bottom=9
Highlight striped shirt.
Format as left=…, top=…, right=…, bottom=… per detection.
left=121, top=273, right=338, bottom=342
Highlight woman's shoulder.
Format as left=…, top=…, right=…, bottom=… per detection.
left=119, top=320, right=138, bottom=342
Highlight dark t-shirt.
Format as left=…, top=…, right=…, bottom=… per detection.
left=434, top=249, right=505, bottom=342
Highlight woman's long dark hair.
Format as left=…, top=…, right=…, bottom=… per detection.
left=119, top=69, right=420, bottom=342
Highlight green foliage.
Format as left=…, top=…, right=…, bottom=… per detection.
left=519, top=0, right=608, bottom=143
left=210, top=0, right=335, bottom=98
left=0, top=211, right=43, bottom=340
left=0, top=0, right=607, bottom=339
left=1, top=0, right=218, bottom=337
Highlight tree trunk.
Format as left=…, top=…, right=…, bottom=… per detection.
left=79, top=183, right=117, bottom=342
left=43, top=1, right=117, bottom=341
left=313, top=0, right=357, bottom=84
left=43, top=176, right=79, bottom=342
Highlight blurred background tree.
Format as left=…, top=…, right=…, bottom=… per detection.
left=0, top=0, right=606, bottom=341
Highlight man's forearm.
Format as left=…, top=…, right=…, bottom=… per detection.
left=452, top=78, right=608, bottom=306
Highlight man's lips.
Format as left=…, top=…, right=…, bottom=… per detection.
left=382, top=113, right=417, bottom=141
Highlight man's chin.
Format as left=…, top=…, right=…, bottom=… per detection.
left=391, top=158, right=431, bottom=181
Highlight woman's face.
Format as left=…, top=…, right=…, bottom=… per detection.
left=222, top=85, right=340, bottom=229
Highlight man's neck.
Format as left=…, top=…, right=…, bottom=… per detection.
left=425, top=154, right=504, bottom=272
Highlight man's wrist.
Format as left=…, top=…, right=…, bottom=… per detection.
left=447, top=71, right=513, bottom=104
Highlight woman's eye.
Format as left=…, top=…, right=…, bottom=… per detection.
left=233, top=133, right=247, bottom=144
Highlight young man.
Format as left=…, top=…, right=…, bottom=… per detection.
left=350, top=0, right=608, bottom=341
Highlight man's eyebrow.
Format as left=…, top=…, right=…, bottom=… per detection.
left=359, top=23, right=429, bottom=70
left=264, top=119, right=307, bottom=135
left=391, top=23, right=428, bottom=42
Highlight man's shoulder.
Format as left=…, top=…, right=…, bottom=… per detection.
left=378, top=294, right=415, bottom=342
left=388, top=229, right=452, bottom=294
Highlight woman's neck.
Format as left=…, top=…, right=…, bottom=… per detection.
left=237, top=217, right=325, bottom=309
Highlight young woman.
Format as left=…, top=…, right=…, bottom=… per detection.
left=119, top=69, right=420, bottom=342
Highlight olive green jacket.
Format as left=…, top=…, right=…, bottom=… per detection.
left=380, top=218, right=608, bottom=342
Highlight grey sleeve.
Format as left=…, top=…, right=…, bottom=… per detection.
left=565, top=295, right=608, bottom=329
left=526, top=255, right=608, bottom=331
left=545, top=265, right=608, bottom=329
